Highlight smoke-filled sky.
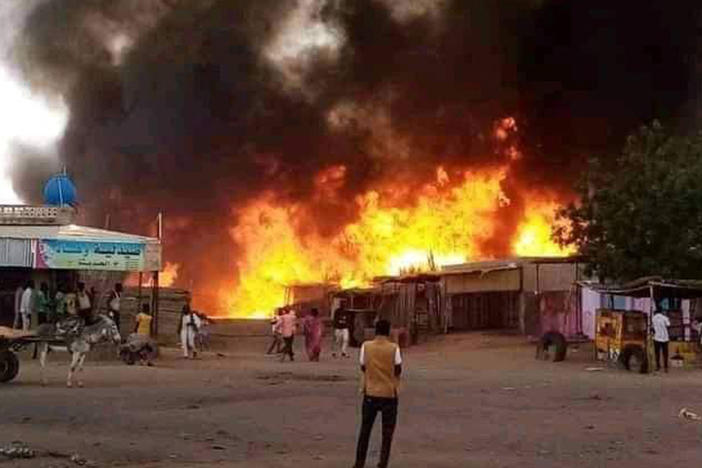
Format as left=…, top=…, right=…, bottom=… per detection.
left=4, top=0, right=702, bottom=300
left=0, top=0, right=66, bottom=204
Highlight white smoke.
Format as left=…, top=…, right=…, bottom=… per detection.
left=378, top=0, right=447, bottom=24
left=0, top=1, right=68, bottom=204
left=265, top=0, right=345, bottom=95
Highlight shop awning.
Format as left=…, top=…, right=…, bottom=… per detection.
left=0, top=224, right=161, bottom=272
left=579, top=277, right=702, bottom=299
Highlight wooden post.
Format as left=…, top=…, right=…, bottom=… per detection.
left=151, top=271, right=159, bottom=336
left=152, top=211, right=163, bottom=337
left=137, top=272, right=143, bottom=316
left=648, top=284, right=655, bottom=372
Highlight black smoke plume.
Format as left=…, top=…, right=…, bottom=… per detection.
left=11, top=0, right=702, bottom=309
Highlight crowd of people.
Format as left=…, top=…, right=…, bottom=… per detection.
left=13, top=280, right=101, bottom=331
left=13, top=279, right=155, bottom=338
left=12, top=280, right=141, bottom=339
left=12, top=279, right=213, bottom=365
left=266, top=307, right=403, bottom=468
left=14, top=281, right=401, bottom=467
left=266, top=306, right=354, bottom=362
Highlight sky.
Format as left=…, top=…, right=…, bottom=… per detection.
left=0, top=0, right=67, bottom=204
left=3, top=0, right=700, bottom=300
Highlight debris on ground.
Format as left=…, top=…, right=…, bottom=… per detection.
left=0, top=442, right=36, bottom=459
left=585, top=367, right=604, bottom=372
left=256, top=372, right=346, bottom=384
left=70, top=454, right=89, bottom=465
left=679, top=408, right=702, bottom=421
left=0, top=443, right=96, bottom=467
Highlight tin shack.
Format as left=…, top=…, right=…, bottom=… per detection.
left=441, top=257, right=585, bottom=337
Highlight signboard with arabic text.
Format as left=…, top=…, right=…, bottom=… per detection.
left=35, top=239, right=152, bottom=272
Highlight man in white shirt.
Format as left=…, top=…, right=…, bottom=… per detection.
left=19, top=280, right=35, bottom=331
left=108, top=283, right=123, bottom=332
left=278, top=308, right=297, bottom=362
left=266, top=308, right=284, bottom=355
left=652, top=308, right=671, bottom=373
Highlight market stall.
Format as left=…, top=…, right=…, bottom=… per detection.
left=580, top=278, right=702, bottom=372
left=0, top=205, right=162, bottom=333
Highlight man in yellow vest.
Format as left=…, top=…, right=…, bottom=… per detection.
left=354, top=319, right=402, bottom=468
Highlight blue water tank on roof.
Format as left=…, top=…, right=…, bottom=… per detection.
left=43, top=173, right=77, bottom=206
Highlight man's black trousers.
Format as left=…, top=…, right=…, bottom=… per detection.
left=654, top=340, right=669, bottom=370
left=354, top=396, right=398, bottom=468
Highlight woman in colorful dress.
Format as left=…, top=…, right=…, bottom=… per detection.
left=303, top=308, right=323, bottom=362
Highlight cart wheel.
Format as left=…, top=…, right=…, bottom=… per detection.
left=619, top=344, right=649, bottom=374
left=0, top=350, right=19, bottom=383
left=536, top=332, right=568, bottom=362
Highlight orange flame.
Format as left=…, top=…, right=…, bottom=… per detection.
left=219, top=161, right=573, bottom=318
left=159, top=262, right=181, bottom=287
left=213, top=117, right=573, bottom=318
left=125, top=261, right=180, bottom=288
left=513, top=200, right=575, bottom=257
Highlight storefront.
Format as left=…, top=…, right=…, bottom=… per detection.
left=0, top=206, right=161, bottom=329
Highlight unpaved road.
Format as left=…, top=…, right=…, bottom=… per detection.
left=1, top=333, right=702, bottom=467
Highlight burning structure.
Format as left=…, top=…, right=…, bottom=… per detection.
left=2, top=1, right=700, bottom=318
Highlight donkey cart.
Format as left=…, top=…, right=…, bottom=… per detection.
left=0, top=336, right=20, bottom=383
left=0, top=335, right=45, bottom=384
left=0, top=328, right=66, bottom=384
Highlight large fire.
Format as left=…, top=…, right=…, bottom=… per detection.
left=218, top=162, right=574, bottom=318
left=126, top=261, right=180, bottom=288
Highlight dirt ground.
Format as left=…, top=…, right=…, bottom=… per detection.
left=2, top=332, right=702, bottom=467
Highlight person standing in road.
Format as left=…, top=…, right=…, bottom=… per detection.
left=279, top=308, right=297, bottom=362
left=178, top=304, right=201, bottom=359
left=267, top=308, right=284, bottom=355
left=135, top=303, right=153, bottom=337
left=132, top=303, right=156, bottom=367
left=652, top=307, right=671, bottom=373
left=332, top=307, right=351, bottom=358
left=36, top=282, right=50, bottom=325
left=13, top=284, right=23, bottom=329
left=52, top=285, right=67, bottom=324
left=303, top=308, right=323, bottom=362
left=108, top=283, right=123, bottom=333
left=76, top=282, right=92, bottom=323
left=20, top=280, right=35, bottom=331
left=354, top=319, right=402, bottom=468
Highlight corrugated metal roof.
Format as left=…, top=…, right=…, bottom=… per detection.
left=0, top=224, right=159, bottom=244
left=441, top=256, right=581, bottom=275
left=441, top=261, right=519, bottom=276
left=0, top=238, right=33, bottom=267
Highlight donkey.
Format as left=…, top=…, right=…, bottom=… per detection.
left=37, top=315, right=121, bottom=387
